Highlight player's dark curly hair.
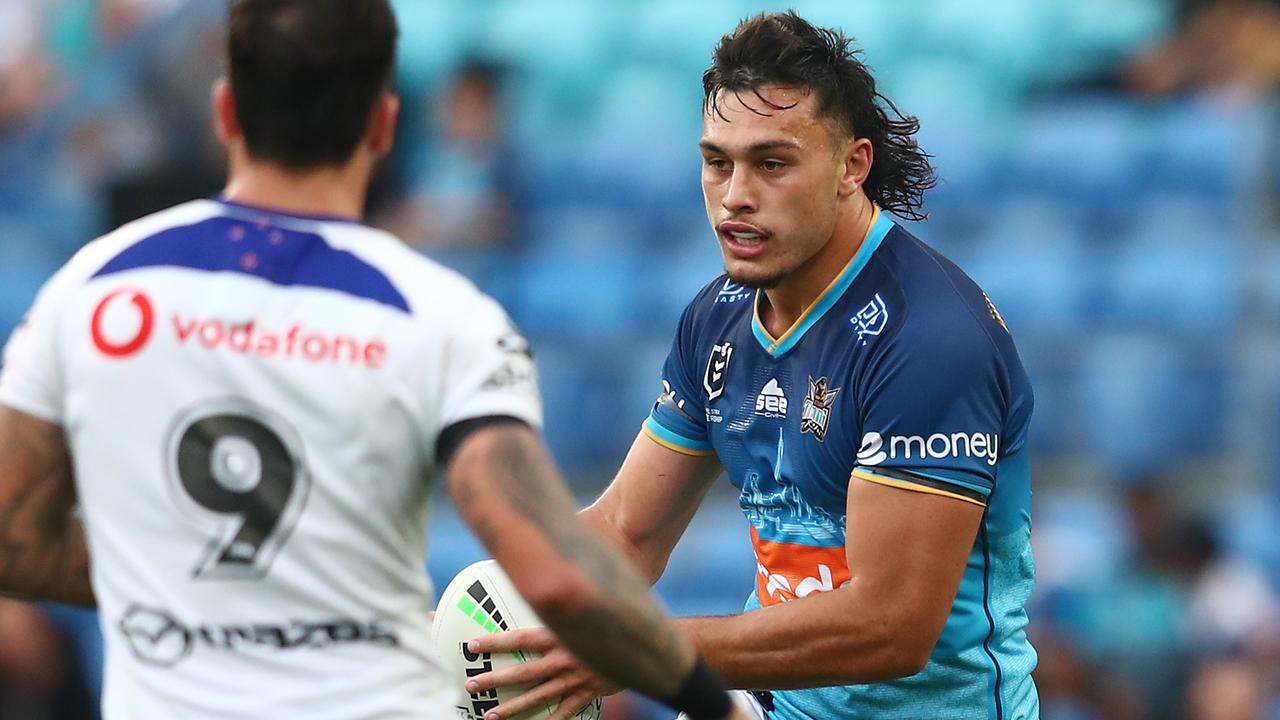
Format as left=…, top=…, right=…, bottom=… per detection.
left=703, top=11, right=936, bottom=221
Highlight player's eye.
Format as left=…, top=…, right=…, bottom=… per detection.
left=761, top=159, right=786, bottom=172
left=704, top=157, right=730, bottom=172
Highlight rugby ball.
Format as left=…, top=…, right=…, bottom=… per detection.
left=432, top=560, right=602, bottom=720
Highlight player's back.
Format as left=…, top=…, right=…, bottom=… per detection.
left=2, top=199, right=535, bottom=719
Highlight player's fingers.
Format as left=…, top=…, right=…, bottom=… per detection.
left=467, top=654, right=559, bottom=693
left=538, top=648, right=583, bottom=674
left=468, top=627, right=556, bottom=654
left=549, top=688, right=598, bottom=720
left=485, top=676, right=580, bottom=719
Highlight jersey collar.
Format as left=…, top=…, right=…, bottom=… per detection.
left=214, top=195, right=361, bottom=225
left=751, top=207, right=894, bottom=358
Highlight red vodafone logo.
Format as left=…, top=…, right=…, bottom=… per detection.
left=91, top=289, right=155, bottom=358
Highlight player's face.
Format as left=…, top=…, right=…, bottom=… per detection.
left=700, top=86, right=847, bottom=289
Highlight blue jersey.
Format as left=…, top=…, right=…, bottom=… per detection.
left=644, top=209, right=1039, bottom=719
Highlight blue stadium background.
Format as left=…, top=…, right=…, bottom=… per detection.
left=1, top=0, right=1278, bottom=718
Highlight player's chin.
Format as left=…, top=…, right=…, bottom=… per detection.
left=723, top=260, right=784, bottom=290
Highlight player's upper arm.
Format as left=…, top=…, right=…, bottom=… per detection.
left=841, top=470, right=983, bottom=673
left=841, top=293, right=1015, bottom=667
left=853, top=292, right=1012, bottom=510
left=0, top=403, right=88, bottom=604
left=580, top=296, right=723, bottom=582
left=0, top=404, right=76, bottom=531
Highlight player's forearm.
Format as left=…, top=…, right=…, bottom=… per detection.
left=680, top=586, right=933, bottom=689
left=578, top=502, right=666, bottom=585
left=447, top=425, right=697, bottom=700
left=578, top=435, right=721, bottom=586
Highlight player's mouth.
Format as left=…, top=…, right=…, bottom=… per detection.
left=718, top=221, right=769, bottom=259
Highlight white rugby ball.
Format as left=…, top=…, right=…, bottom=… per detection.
left=431, top=560, right=602, bottom=720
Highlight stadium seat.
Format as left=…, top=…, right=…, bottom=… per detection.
left=961, top=198, right=1087, bottom=337
left=1076, top=333, right=1226, bottom=470
left=1101, top=198, right=1239, bottom=333
left=0, top=224, right=66, bottom=339
left=1004, top=98, right=1146, bottom=204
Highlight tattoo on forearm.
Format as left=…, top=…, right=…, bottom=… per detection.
left=0, top=411, right=94, bottom=606
left=450, top=428, right=693, bottom=698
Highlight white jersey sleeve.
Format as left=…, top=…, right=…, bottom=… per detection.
left=0, top=265, right=75, bottom=422
left=435, top=295, right=541, bottom=436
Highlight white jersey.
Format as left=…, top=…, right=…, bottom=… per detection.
left=0, top=199, right=542, bottom=720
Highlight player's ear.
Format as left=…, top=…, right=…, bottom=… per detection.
left=367, top=91, right=400, bottom=157
left=838, top=136, right=873, bottom=198
left=211, top=77, right=241, bottom=147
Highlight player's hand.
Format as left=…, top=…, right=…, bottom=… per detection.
left=466, top=628, right=619, bottom=720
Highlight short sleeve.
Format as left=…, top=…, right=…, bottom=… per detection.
left=0, top=269, right=73, bottom=422
left=437, top=295, right=542, bottom=436
left=851, top=316, right=1006, bottom=508
left=643, top=303, right=713, bottom=456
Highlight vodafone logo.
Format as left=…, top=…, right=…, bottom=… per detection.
left=87, top=289, right=387, bottom=369
left=91, top=289, right=155, bottom=358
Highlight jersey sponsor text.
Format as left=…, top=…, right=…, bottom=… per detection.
left=857, top=430, right=999, bottom=467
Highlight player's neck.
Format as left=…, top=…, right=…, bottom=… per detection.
left=760, top=197, right=875, bottom=335
left=223, top=157, right=370, bottom=222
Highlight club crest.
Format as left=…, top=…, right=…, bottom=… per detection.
left=800, top=376, right=840, bottom=441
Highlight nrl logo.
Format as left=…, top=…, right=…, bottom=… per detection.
left=703, top=342, right=734, bottom=402
left=800, top=376, right=840, bottom=442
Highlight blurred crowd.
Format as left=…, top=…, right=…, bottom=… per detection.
left=2, top=1, right=1280, bottom=718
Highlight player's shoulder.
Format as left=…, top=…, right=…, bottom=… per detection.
left=35, top=200, right=226, bottom=303
left=69, top=200, right=221, bottom=277
left=75, top=199, right=499, bottom=325
left=334, top=233, right=512, bottom=338
left=313, top=220, right=491, bottom=312
left=872, top=222, right=1011, bottom=352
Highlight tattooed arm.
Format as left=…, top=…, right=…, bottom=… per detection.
left=443, top=419, right=698, bottom=702
left=0, top=405, right=92, bottom=607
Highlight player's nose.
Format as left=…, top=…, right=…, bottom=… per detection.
left=721, top=167, right=758, bottom=214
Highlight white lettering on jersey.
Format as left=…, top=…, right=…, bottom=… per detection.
left=858, top=430, right=999, bottom=467
left=753, top=378, right=787, bottom=418
left=756, top=561, right=846, bottom=602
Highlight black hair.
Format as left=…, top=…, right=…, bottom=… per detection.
left=704, top=11, right=936, bottom=221
left=227, top=0, right=398, bottom=170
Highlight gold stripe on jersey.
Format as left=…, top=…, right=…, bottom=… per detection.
left=851, top=469, right=987, bottom=508
left=641, top=423, right=715, bottom=457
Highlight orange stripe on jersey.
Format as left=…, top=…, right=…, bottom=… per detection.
left=750, top=526, right=851, bottom=607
